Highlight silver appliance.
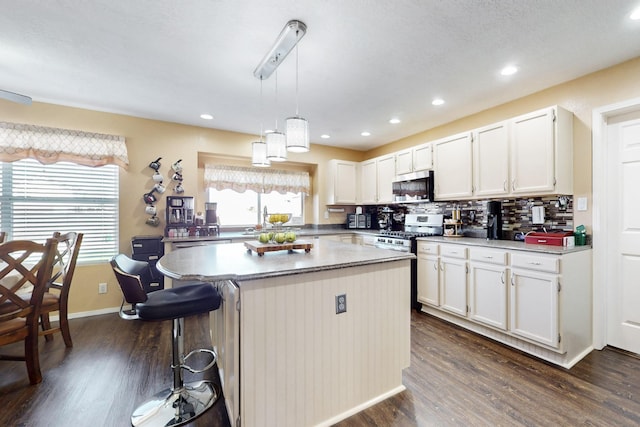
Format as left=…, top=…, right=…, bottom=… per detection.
left=374, top=213, right=444, bottom=309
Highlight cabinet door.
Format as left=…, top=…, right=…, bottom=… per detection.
left=395, top=149, right=413, bottom=175
left=510, top=268, right=559, bottom=348
left=413, top=143, right=433, bottom=171
left=510, top=108, right=555, bottom=194
left=359, top=159, right=377, bottom=204
left=473, top=121, right=509, bottom=196
left=440, top=258, right=468, bottom=316
left=376, top=155, right=396, bottom=204
left=328, top=160, right=358, bottom=204
left=469, top=263, right=508, bottom=330
left=433, top=132, right=473, bottom=200
left=417, top=254, right=439, bottom=306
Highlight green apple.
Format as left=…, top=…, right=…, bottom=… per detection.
left=285, top=231, right=296, bottom=242
left=258, top=233, right=270, bottom=243
left=274, top=232, right=286, bottom=244
left=268, top=232, right=274, bottom=240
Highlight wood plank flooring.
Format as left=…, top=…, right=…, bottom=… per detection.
left=1, top=310, right=639, bottom=426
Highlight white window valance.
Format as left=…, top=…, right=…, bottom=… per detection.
left=0, top=121, right=129, bottom=168
left=204, top=164, right=310, bottom=195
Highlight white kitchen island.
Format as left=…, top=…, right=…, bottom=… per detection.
left=157, top=240, right=413, bottom=427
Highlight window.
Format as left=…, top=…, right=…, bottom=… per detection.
left=208, top=188, right=303, bottom=227
left=0, top=159, right=119, bottom=263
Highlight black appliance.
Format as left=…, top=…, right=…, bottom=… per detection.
left=487, top=200, right=503, bottom=240
left=375, top=214, right=444, bottom=309
left=392, top=170, right=435, bottom=202
left=165, top=196, right=195, bottom=237
left=131, top=235, right=164, bottom=293
left=346, top=213, right=373, bottom=229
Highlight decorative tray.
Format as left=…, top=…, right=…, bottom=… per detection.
left=244, top=240, right=313, bottom=256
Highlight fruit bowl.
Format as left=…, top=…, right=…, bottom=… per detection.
left=267, top=213, right=292, bottom=225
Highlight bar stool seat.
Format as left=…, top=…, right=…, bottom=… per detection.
left=110, top=254, right=222, bottom=427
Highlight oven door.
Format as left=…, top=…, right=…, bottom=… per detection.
left=374, top=236, right=411, bottom=252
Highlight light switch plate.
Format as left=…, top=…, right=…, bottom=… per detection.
left=532, top=206, right=545, bottom=224
left=577, top=197, right=588, bottom=211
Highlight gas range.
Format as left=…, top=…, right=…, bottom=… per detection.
left=375, top=214, right=444, bottom=252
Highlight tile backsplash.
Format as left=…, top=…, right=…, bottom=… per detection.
left=402, top=195, right=574, bottom=239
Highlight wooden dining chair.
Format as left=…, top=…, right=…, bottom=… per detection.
left=39, top=232, right=83, bottom=347
left=0, top=231, right=6, bottom=244
left=0, top=238, right=58, bottom=384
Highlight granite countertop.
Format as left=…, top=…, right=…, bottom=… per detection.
left=157, top=239, right=414, bottom=282
left=416, top=235, right=591, bottom=255
left=162, top=227, right=377, bottom=243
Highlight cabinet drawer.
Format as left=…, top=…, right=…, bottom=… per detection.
left=440, top=244, right=467, bottom=259
left=511, top=252, right=559, bottom=273
left=417, top=242, right=439, bottom=255
left=469, top=247, right=508, bottom=265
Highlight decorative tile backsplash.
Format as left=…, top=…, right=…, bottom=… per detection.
left=402, top=196, right=574, bottom=239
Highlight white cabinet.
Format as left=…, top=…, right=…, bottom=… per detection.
left=327, top=159, right=358, bottom=205
left=509, top=252, right=560, bottom=348
left=395, top=143, right=432, bottom=176
left=439, top=244, right=468, bottom=317
left=416, top=242, right=440, bottom=306
left=473, top=121, right=509, bottom=197
left=510, top=106, right=573, bottom=195
left=359, top=155, right=395, bottom=204
left=468, top=247, right=509, bottom=330
left=433, top=132, right=473, bottom=200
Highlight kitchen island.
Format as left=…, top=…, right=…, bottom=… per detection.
left=157, top=240, right=413, bottom=427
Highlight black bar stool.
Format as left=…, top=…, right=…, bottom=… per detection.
left=110, top=254, right=222, bottom=427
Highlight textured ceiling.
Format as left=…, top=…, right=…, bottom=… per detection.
left=1, top=0, right=640, bottom=150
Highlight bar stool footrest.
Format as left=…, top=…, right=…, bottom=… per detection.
left=175, top=348, right=217, bottom=374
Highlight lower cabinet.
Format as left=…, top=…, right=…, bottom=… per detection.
left=416, top=240, right=592, bottom=368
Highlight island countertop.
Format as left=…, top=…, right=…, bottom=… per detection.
left=156, top=239, right=414, bottom=282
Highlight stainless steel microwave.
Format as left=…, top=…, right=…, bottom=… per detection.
left=347, top=213, right=373, bottom=229
left=392, top=170, right=434, bottom=202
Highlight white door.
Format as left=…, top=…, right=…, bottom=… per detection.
left=606, top=112, right=640, bottom=354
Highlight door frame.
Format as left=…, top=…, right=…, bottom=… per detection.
left=592, top=96, right=640, bottom=350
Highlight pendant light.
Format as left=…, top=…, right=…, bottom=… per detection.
left=252, top=79, right=270, bottom=167
left=266, top=71, right=287, bottom=162
left=286, top=43, right=310, bottom=153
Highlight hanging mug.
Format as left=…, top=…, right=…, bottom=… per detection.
left=171, top=159, right=183, bottom=172
left=146, top=215, right=160, bottom=226
left=143, top=190, right=157, bottom=204
left=154, top=183, right=166, bottom=193
left=145, top=205, right=157, bottom=215
left=152, top=171, right=164, bottom=183
left=148, top=157, right=162, bottom=171
left=175, top=183, right=185, bottom=194
left=172, top=172, right=183, bottom=182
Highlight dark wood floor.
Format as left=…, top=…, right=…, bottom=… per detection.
left=1, top=311, right=639, bottom=427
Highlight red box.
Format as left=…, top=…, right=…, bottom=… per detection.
left=524, top=232, right=573, bottom=246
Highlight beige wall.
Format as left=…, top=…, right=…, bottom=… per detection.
left=1, top=56, right=639, bottom=315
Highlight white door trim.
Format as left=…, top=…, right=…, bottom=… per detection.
left=592, top=96, right=640, bottom=349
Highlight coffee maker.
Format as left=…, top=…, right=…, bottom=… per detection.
left=486, top=201, right=503, bottom=240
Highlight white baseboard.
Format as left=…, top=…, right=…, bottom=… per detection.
left=47, top=306, right=120, bottom=322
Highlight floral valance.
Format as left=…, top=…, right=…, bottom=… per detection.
left=0, top=121, right=129, bottom=168
left=204, top=164, right=310, bottom=195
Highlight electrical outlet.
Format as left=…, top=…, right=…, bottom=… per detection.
left=98, top=283, right=108, bottom=294
left=335, top=294, right=347, bottom=314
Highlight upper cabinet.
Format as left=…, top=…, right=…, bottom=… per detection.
left=359, top=155, right=396, bottom=205
left=395, top=143, right=433, bottom=176
left=327, top=159, right=358, bottom=205
left=433, top=132, right=473, bottom=200
left=510, top=106, right=573, bottom=195
left=473, top=121, right=510, bottom=197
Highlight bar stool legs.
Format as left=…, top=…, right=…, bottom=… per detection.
left=131, top=318, right=220, bottom=427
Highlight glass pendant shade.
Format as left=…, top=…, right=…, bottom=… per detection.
left=251, top=141, right=270, bottom=167
left=286, top=116, right=310, bottom=152
left=266, top=131, right=287, bottom=162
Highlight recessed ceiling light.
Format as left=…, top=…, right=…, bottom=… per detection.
left=631, top=7, right=640, bottom=20
left=432, top=98, right=445, bottom=106
left=389, top=118, right=401, bottom=124
left=361, top=131, right=371, bottom=137
left=320, top=134, right=331, bottom=139
left=500, top=65, right=518, bottom=76
left=200, top=113, right=213, bottom=120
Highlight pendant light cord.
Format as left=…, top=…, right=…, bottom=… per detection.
left=295, top=41, right=300, bottom=116
left=274, top=70, right=279, bottom=131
